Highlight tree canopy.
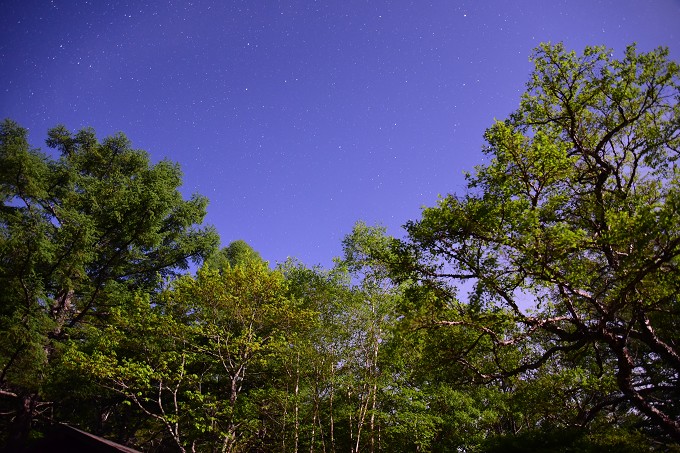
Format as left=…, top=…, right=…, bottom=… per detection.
left=2, top=41, right=680, bottom=452
left=204, top=239, right=265, bottom=270
left=0, top=120, right=219, bottom=447
left=384, top=43, right=680, bottom=442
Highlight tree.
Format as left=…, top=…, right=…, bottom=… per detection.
left=386, top=43, right=680, bottom=443
left=72, top=258, right=317, bottom=452
left=278, top=259, right=352, bottom=453
left=275, top=230, right=406, bottom=453
left=337, top=223, right=403, bottom=453
left=65, top=292, right=199, bottom=451
left=0, top=120, right=218, bottom=448
left=204, top=239, right=264, bottom=270
left=172, top=263, right=307, bottom=452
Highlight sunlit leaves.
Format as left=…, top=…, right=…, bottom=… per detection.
left=384, top=42, right=680, bottom=444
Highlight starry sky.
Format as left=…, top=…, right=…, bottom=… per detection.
left=2, top=1, right=680, bottom=268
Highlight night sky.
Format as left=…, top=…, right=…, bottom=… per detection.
left=2, top=1, right=680, bottom=268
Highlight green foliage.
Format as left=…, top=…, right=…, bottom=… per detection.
left=204, top=239, right=265, bottom=270
left=68, top=258, right=317, bottom=452
left=3, top=41, right=680, bottom=452
left=0, top=120, right=218, bottom=448
left=384, top=43, right=680, bottom=445
left=481, top=424, right=656, bottom=453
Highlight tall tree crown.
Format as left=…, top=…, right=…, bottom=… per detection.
left=393, top=43, right=680, bottom=441
left=0, top=120, right=218, bottom=447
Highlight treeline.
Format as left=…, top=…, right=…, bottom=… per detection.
left=1, top=43, right=680, bottom=452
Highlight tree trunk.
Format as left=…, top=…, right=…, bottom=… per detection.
left=5, top=393, right=37, bottom=451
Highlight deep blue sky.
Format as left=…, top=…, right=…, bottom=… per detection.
left=2, top=1, right=680, bottom=268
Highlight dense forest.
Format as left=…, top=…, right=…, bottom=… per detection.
left=1, top=43, right=679, bottom=452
